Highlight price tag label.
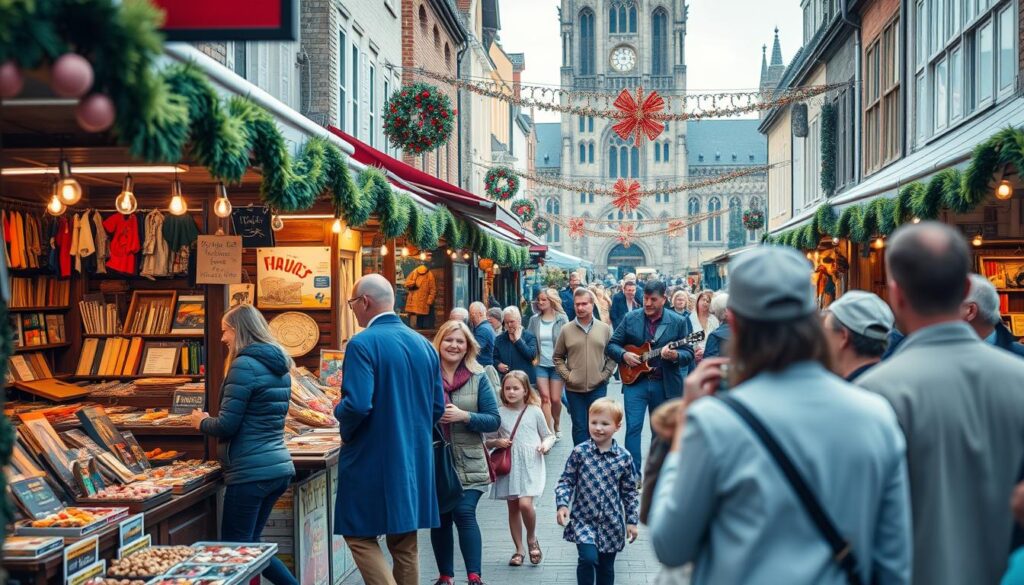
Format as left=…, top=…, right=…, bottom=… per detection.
left=119, top=513, right=145, bottom=548
left=68, top=560, right=105, bottom=585
left=117, top=534, right=152, bottom=560
left=63, top=535, right=98, bottom=582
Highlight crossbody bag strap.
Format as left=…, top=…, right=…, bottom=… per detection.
left=717, top=394, right=864, bottom=585
left=508, top=407, right=528, bottom=442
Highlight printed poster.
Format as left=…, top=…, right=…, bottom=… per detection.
left=296, top=474, right=330, bottom=585
left=257, top=247, right=332, bottom=310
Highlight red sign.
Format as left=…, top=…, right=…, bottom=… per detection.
left=153, top=0, right=296, bottom=41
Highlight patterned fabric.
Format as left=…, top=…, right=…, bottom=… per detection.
left=555, top=439, right=639, bottom=553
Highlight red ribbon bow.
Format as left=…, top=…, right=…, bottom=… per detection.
left=612, top=87, right=666, bottom=147
left=617, top=223, right=636, bottom=248
left=611, top=179, right=642, bottom=213
left=568, top=217, right=586, bottom=240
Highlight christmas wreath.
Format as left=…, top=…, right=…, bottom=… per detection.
left=742, top=208, right=765, bottom=230
left=510, top=198, right=536, bottom=222
left=383, top=83, right=454, bottom=154
left=484, top=167, right=520, bottom=201
left=532, top=217, right=551, bottom=236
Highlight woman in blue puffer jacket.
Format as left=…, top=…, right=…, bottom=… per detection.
left=191, top=303, right=297, bottom=585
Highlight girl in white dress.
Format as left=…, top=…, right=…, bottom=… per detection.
left=485, top=370, right=556, bottom=567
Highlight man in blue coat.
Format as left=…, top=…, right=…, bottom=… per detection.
left=610, top=280, right=643, bottom=329
left=606, top=280, right=695, bottom=476
left=335, top=274, right=445, bottom=585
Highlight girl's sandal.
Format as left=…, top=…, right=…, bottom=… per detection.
left=509, top=553, right=525, bottom=567
left=528, top=540, right=542, bottom=565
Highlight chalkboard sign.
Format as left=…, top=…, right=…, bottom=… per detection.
left=197, top=236, right=243, bottom=284
left=10, top=476, right=63, bottom=519
left=171, top=388, right=206, bottom=415
left=232, top=207, right=276, bottom=248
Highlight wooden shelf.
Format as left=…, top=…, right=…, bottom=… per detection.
left=83, top=333, right=205, bottom=339
left=14, top=342, right=70, bottom=353
left=68, top=374, right=204, bottom=381
left=7, top=306, right=70, bottom=312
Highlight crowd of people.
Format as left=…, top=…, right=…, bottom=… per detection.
left=310, top=221, right=1024, bottom=585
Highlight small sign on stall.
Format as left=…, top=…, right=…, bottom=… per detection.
left=196, top=235, right=243, bottom=284
left=231, top=207, right=276, bottom=247
left=68, top=560, right=105, bottom=585
left=118, top=513, right=145, bottom=549
left=171, top=388, right=206, bottom=415
left=64, top=535, right=99, bottom=582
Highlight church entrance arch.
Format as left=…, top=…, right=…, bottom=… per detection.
left=607, top=244, right=646, bottom=280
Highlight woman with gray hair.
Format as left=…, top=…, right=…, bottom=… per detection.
left=493, top=306, right=539, bottom=383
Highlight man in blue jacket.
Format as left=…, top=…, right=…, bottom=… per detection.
left=336, top=274, right=445, bottom=585
left=963, top=273, right=1024, bottom=358
left=606, top=279, right=694, bottom=476
left=469, top=302, right=496, bottom=366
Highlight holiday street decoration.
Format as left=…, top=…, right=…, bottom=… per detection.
left=742, top=208, right=765, bottom=230
left=567, top=217, right=586, bottom=240
left=383, top=82, right=454, bottom=154
left=666, top=220, right=685, bottom=237
left=611, top=179, right=642, bottom=213
left=612, top=87, right=665, bottom=146
left=543, top=207, right=730, bottom=240
left=485, top=166, right=520, bottom=201
left=616, top=223, right=636, bottom=247
left=532, top=217, right=551, bottom=236
left=510, top=198, right=537, bottom=222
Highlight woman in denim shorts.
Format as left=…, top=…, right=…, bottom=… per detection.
left=527, top=288, right=568, bottom=439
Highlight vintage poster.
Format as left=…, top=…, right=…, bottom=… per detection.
left=296, top=474, right=330, bottom=585
left=319, top=350, right=344, bottom=388
left=257, top=247, right=332, bottom=310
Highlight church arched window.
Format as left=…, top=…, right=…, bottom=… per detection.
left=707, top=197, right=722, bottom=241
left=578, top=117, right=585, bottom=133
left=579, top=9, right=595, bottom=75
left=688, top=197, right=701, bottom=242
left=652, top=8, right=668, bottom=75
left=588, top=142, right=594, bottom=163
left=609, top=136, right=643, bottom=179
left=663, top=142, right=670, bottom=162
left=546, top=197, right=561, bottom=242
left=609, top=1, right=636, bottom=34
left=729, top=196, right=743, bottom=243
left=579, top=143, right=586, bottom=164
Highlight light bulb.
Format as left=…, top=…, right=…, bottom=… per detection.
left=419, top=252, right=427, bottom=260
left=56, top=159, right=82, bottom=205
left=806, top=252, right=813, bottom=260
left=46, top=192, right=66, bottom=216
left=168, top=179, right=188, bottom=215
left=271, top=215, right=285, bottom=231
left=401, top=247, right=409, bottom=257
left=380, top=244, right=389, bottom=256
left=462, top=252, right=470, bottom=260
left=972, top=234, right=983, bottom=247
left=332, top=218, right=343, bottom=234
left=115, top=175, right=137, bottom=214
left=996, top=179, right=1013, bottom=200
left=873, top=237, right=885, bottom=249
left=213, top=183, right=232, bottom=218
left=831, top=236, right=840, bottom=244
left=911, top=217, right=921, bottom=224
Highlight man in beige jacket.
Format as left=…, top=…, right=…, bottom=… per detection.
left=553, top=288, right=617, bottom=445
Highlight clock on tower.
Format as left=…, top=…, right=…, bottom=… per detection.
left=610, top=45, right=637, bottom=73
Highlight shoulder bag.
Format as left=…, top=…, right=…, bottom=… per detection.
left=717, top=394, right=865, bottom=585
left=433, top=424, right=463, bottom=514
left=488, top=407, right=527, bottom=477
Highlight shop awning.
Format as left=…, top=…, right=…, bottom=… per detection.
left=327, top=127, right=530, bottom=244
left=705, top=244, right=758, bottom=265
left=541, top=247, right=595, bottom=270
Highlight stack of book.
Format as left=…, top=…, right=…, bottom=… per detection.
left=8, top=353, right=53, bottom=381
left=8, top=276, right=70, bottom=308
left=77, top=337, right=147, bottom=377
left=76, top=406, right=149, bottom=474
left=79, top=294, right=120, bottom=335
left=17, top=412, right=82, bottom=498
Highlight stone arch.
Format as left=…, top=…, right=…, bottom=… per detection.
left=597, top=237, right=654, bottom=270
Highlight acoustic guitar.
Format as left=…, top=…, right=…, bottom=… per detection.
left=618, top=331, right=705, bottom=385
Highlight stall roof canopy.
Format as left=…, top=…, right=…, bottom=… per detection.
left=541, top=247, right=594, bottom=270
left=328, top=127, right=531, bottom=244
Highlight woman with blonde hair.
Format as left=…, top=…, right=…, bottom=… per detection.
left=431, top=320, right=501, bottom=585
left=191, top=304, right=297, bottom=585
left=527, top=288, right=569, bottom=438
left=590, top=284, right=613, bottom=326
left=687, top=290, right=719, bottom=360
left=671, top=290, right=690, bottom=318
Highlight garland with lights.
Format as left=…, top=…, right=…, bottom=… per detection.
left=382, top=82, right=454, bottom=154
left=742, top=208, right=765, bottom=230
left=545, top=207, right=730, bottom=240
left=532, top=217, right=551, bottom=236
left=767, top=126, right=1023, bottom=248
left=510, top=198, right=536, bottom=222
left=484, top=166, right=520, bottom=201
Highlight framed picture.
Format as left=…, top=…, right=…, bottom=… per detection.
left=139, top=342, right=182, bottom=376
left=256, top=247, right=332, bottom=309
left=1010, top=314, right=1024, bottom=337
left=978, top=256, right=1024, bottom=290
left=170, top=295, right=205, bottom=334
left=319, top=350, right=344, bottom=388
left=227, top=283, right=255, bottom=308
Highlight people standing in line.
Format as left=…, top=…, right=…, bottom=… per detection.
left=487, top=307, right=504, bottom=335
left=821, top=290, right=894, bottom=382
left=553, top=288, right=618, bottom=446
left=469, top=301, right=496, bottom=367
left=528, top=288, right=569, bottom=436
left=856, top=222, right=1024, bottom=585
left=702, top=293, right=730, bottom=359
left=610, top=280, right=642, bottom=329
left=485, top=371, right=556, bottom=568
left=450, top=307, right=469, bottom=324
left=962, top=272, right=1024, bottom=357
left=606, top=280, right=694, bottom=478
left=686, top=290, right=718, bottom=361
left=431, top=320, right=501, bottom=585
left=555, top=398, right=640, bottom=585
left=649, top=246, right=912, bottom=585
left=669, top=291, right=690, bottom=319
left=493, top=306, right=538, bottom=384
left=191, top=303, right=298, bottom=585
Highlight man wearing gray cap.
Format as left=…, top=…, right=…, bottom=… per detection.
left=649, top=246, right=910, bottom=585
left=822, top=291, right=894, bottom=381
left=856, top=222, right=1024, bottom=585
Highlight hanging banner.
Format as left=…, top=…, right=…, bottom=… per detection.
left=231, top=207, right=276, bottom=248
left=257, top=247, right=332, bottom=310
left=196, top=236, right=243, bottom=284
left=153, top=0, right=298, bottom=41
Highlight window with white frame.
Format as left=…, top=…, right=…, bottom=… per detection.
left=351, top=39, right=360, bottom=139
left=546, top=198, right=561, bottom=242
left=865, top=17, right=900, bottom=174
left=805, top=117, right=821, bottom=207
left=688, top=197, right=701, bottom=241
left=748, top=196, right=764, bottom=241
left=369, top=63, right=376, bottom=148
left=338, top=28, right=347, bottom=133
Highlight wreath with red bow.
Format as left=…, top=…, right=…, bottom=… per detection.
left=532, top=217, right=551, bottom=236
left=484, top=166, right=520, bottom=201
left=742, top=208, right=765, bottom=230
left=383, top=83, right=454, bottom=154
left=510, top=198, right=536, bottom=222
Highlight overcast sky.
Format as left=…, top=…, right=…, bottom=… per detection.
left=498, top=0, right=803, bottom=122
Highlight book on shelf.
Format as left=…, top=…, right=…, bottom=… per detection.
left=44, top=314, right=65, bottom=344
left=8, top=352, right=53, bottom=382
left=8, top=276, right=70, bottom=308
left=124, top=292, right=177, bottom=335
left=9, top=313, right=22, bottom=348
left=180, top=340, right=205, bottom=375
left=20, top=313, right=47, bottom=346
left=79, top=293, right=120, bottom=335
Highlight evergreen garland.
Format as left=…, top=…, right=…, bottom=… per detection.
left=820, top=102, right=837, bottom=197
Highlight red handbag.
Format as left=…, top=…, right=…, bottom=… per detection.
left=488, top=407, right=527, bottom=477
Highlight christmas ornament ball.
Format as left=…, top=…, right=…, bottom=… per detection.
left=50, top=53, right=94, bottom=98
left=0, top=60, right=23, bottom=98
left=75, top=93, right=116, bottom=133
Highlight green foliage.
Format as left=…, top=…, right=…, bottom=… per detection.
left=815, top=203, right=838, bottom=236
left=820, top=102, right=837, bottom=197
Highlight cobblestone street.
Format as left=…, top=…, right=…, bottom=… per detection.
left=342, top=381, right=689, bottom=585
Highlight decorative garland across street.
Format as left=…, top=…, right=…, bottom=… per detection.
left=545, top=207, right=730, bottom=238
left=383, top=82, right=454, bottom=154
left=484, top=166, right=519, bottom=201
left=766, top=126, right=1024, bottom=249
left=510, top=198, right=536, bottom=222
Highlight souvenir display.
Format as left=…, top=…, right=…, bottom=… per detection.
left=107, top=546, right=195, bottom=579
left=188, top=543, right=276, bottom=565
left=77, top=482, right=172, bottom=511
left=15, top=506, right=128, bottom=537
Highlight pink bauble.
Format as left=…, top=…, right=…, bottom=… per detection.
left=50, top=53, right=94, bottom=98
left=0, top=60, right=23, bottom=99
left=75, top=93, right=116, bottom=133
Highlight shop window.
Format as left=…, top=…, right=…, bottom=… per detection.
left=688, top=197, right=701, bottom=241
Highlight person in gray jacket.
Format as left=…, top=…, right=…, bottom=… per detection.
left=856, top=222, right=1024, bottom=585
left=649, top=246, right=911, bottom=585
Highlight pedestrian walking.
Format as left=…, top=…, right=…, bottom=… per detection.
left=856, top=222, right=1024, bottom=585
left=649, top=245, right=912, bottom=585
left=470, top=301, right=496, bottom=367
left=606, top=280, right=694, bottom=476
left=553, top=288, right=617, bottom=446
left=431, top=319, right=501, bottom=585
left=821, top=290, right=894, bottom=381
left=487, top=307, right=504, bottom=335
left=334, top=274, right=445, bottom=585
left=561, top=271, right=583, bottom=321
left=610, top=280, right=641, bottom=329
left=191, top=303, right=298, bottom=585
left=493, top=306, right=538, bottom=383
left=485, top=371, right=556, bottom=568
left=527, top=288, right=568, bottom=435
left=702, top=293, right=730, bottom=359
left=962, top=272, right=1024, bottom=357
left=555, top=398, right=640, bottom=585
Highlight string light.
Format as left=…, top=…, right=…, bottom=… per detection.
left=996, top=179, right=1013, bottom=200
left=462, top=252, right=470, bottom=260
left=56, top=158, right=82, bottom=205
left=46, top=182, right=66, bottom=216
left=831, top=236, right=840, bottom=244
left=972, top=234, right=983, bottom=247
left=911, top=217, right=921, bottom=223
left=380, top=244, right=389, bottom=256
left=332, top=218, right=343, bottom=234
left=114, top=175, right=137, bottom=214
left=401, top=247, right=410, bottom=257
left=168, top=179, right=188, bottom=215
left=873, top=237, right=885, bottom=249
left=213, top=182, right=233, bottom=218
left=419, top=251, right=427, bottom=260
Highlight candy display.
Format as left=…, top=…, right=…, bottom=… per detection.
left=83, top=483, right=170, bottom=501
left=145, top=448, right=182, bottom=460
left=188, top=543, right=275, bottom=565
left=148, top=579, right=228, bottom=585
left=29, top=507, right=99, bottom=527
left=107, top=546, right=195, bottom=578
left=83, top=579, right=148, bottom=585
